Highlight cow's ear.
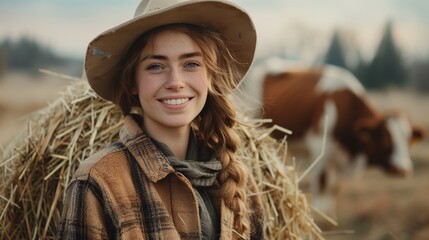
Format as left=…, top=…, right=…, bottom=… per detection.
left=411, top=126, right=426, bottom=144
left=354, top=118, right=378, bottom=144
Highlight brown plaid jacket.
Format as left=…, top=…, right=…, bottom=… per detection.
left=57, top=115, right=263, bottom=240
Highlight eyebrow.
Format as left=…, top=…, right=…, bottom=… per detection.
left=141, top=51, right=203, bottom=62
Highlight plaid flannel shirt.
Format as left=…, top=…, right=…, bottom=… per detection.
left=57, top=115, right=263, bottom=240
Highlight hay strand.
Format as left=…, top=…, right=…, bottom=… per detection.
left=299, top=115, right=329, bottom=182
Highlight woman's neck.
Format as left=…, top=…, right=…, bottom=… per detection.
left=144, top=123, right=190, bottom=161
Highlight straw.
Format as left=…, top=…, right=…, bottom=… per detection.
left=236, top=115, right=324, bottom=239
left=0, top=77, right=324, bottom=239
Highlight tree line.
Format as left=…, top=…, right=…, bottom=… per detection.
left=0, top=36, right=83, bottom=78
left=324, top=21, right=429, bottom=92
left=1, top=25, right=428, bottom=92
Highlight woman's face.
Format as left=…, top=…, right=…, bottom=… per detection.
left=134, top=30, right=210, bottom=133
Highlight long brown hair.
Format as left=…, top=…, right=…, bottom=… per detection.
left=114, top=24, right=252, bottom=238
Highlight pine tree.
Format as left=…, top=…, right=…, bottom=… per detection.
left=324, top=30, right=348, bottom=69
left=366, top=21, right=408, bottom=89
left=353, top=54, right=369, bottom=87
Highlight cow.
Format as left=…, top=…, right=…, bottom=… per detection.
left=236, top=57, right=425, bottom=213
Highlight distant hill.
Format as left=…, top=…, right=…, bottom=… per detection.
left=0, top=36, right=83, bottom=78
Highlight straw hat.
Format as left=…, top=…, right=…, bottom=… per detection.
left=85, top=0, right=256, bottom=102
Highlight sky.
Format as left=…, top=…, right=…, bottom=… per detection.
left=1, top=0, right=429, bottom=65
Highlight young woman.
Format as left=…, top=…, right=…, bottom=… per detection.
left=58, top=1, right=262, bottom=239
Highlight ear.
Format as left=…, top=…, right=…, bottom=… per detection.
left=411, top=126, right=426, bottom=144
left=353, top=118, right=379, bottom=144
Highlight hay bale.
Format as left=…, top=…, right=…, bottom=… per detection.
left=0, top=79, right=323, bottom=239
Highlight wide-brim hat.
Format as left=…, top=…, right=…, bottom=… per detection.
left=85, top=0, right=256, bottom=102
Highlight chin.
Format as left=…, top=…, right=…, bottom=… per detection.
left=162, top=119, right=194, bottom=128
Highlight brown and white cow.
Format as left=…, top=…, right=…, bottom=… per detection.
left=236, top=57, right=425, bottom=212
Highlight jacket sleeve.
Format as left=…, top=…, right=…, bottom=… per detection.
left=56, top=180, right=110, bottom=240
left=247, top=173, right=264, bottom=240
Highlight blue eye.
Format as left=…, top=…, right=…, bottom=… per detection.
left=186, top=62, right=200, bottom=68
left=146, top=64, right=162, bottom=71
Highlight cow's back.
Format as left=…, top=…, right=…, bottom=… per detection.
left=262, top=69, right=326, bottom=140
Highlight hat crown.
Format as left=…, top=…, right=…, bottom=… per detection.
left=134, top=0, right=186, bottom=17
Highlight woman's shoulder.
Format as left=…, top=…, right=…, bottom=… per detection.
left=71, top=141, right=128, bottom=182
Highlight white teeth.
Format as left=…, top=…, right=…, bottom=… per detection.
left=162, top=98, right=189, bottom=105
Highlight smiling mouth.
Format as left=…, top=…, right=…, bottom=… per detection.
left=161, top=98, right=191, bottom=105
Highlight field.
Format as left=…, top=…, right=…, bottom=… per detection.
left=0, top=73, right=428, bottom=239
left=0, top=72, right=74, bottom=146
left=324, top=90, right=429, bottom=240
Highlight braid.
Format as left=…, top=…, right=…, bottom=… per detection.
left=196, top=94, right=250, bottom=238
left=189, top=24, right=252, bottom=238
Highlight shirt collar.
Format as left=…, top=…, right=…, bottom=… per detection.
left=119, top=114, right=174, bottom=183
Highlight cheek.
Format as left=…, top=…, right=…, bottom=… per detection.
left=188, top=73, right=210, bottom=92
left=134, top=75, right=156, bottom=97
left=200, top=81, right=210, bottom=97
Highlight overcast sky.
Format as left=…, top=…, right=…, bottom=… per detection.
left=1, top=0, right=428, bottom=64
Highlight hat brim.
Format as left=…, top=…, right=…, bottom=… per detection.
left=85, top=0, right=256, bottom=101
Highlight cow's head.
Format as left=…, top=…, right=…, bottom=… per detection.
left=354, top=112, right=425, bottom=176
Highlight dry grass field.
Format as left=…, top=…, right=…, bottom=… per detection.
left=324, top=90, right=429, bottom=240
left=0, top=72, right=74, bottom=147
left=0, top=73, right=428, bottom=239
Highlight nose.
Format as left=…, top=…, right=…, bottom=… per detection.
left=165, top=68, right=185, bottom=90
left=389, top=165, right=413, bottom=177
